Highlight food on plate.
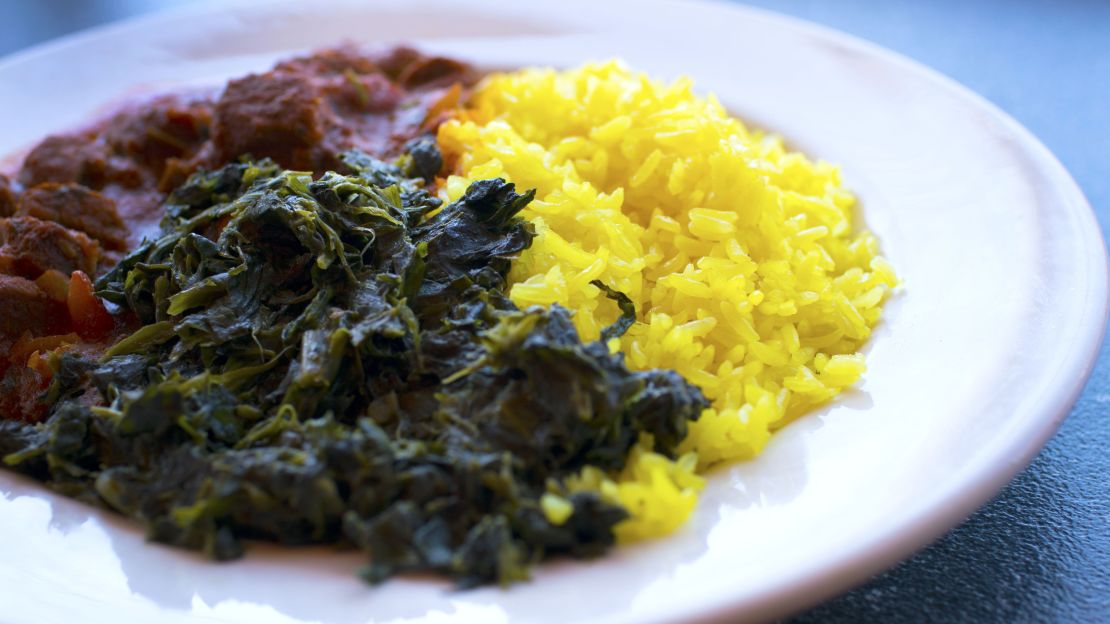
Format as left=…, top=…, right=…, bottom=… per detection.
left=0, top=46, right=895, bottom=585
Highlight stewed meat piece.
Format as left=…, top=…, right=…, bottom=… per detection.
left=0, top=216, right=101, bottom=279
left=212, top=71, right=325, bottom=171
left=0, top=275, right=69, bottom=336
left=18, top=133, right=111, bottom=188
left=16, top=183, right=127, bottom=251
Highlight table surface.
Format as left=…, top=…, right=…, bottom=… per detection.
left=2, top=1, right=1107, bottom=622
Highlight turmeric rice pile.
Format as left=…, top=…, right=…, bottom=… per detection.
left=437, top=61, right=897, bottom=541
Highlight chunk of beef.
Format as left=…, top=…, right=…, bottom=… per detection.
left=18, top=134, right=110, bottom=188
left=0, top=175, right=15, bottom=217
left=0, top=275, right=69, bottom=336
left=272, top=44, right=381, bottom=76
left=16, top=183, right=128, bottom=251
left=323, top=70, right=404, bottom=115
left=372, top=46, right=425, bottom=80
left=212, top=72, right=324, bottom=169
left=102, top=95, right=212, bottom=179
left=0, top=216, right=101, bottom=279
left=270, top=45, right=403, bottom=114
left=396, top=56, right=471, bottom=89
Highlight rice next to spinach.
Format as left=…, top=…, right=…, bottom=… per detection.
left=438, top=61, right=897, bottom=540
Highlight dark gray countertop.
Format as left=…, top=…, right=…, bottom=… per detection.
left=2, top=1, right=1107, bottom=621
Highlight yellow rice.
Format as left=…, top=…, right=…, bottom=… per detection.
left=437, top=61, right=897, bottom=541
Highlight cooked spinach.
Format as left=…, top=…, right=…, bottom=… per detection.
left=0, top=149, right=706, bottom=586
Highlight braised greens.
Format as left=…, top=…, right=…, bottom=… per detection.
left=1, top=149, right=707, bottom=586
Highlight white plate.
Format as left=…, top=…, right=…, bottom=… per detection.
left=1, top=1, right=1105, bottom=623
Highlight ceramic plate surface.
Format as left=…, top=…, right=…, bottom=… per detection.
left=0, top=1, right=1105, bottom=623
